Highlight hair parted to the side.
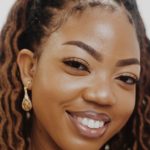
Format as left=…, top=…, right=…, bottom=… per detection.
left=0, top=0, right=150, bottom=149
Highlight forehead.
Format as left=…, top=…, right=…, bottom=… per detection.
left=51, top=7, right=140, bottom=59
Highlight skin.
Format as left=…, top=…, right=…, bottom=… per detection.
left=17, top=7, right=140, bottom=150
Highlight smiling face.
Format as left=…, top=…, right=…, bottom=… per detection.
left=20, top=6, right=140, bottom=150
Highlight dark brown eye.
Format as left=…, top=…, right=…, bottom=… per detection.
left=64, top=60, right=89, bottom=72
left=63, top=58, right=90, bottom=73
left=116, top=75, right=138, bottom=85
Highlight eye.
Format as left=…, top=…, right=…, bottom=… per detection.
left=63, top=57, right=90, bottom=73
left=116, top=74, right=139, bottom=85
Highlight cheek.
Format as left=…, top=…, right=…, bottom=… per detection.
left=120, top=90, right=136, bottom=112
left=31, top=64, right=86, bottom=123
left=114, top=89, right=136, bottom=128
left=31, top=56, right=90, bottom=106
left=32, top=73, right=83, bottom=105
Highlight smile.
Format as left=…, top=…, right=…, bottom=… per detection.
left=67, top=111, right=111, bottom=138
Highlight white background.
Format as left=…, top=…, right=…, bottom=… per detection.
left=0, top=0, right=150, bottom=38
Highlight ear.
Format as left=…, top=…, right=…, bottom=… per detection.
left=17, top=49, right=37, bottom=89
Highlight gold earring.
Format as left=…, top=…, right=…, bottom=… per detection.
left=22, top=82, right=32, bottom=112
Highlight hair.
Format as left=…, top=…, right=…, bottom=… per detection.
left=0, top=0, right=150, bottom=149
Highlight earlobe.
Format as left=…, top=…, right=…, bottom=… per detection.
left=17, top=49, right=37, bottom=88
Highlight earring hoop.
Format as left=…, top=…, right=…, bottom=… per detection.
left=22, top=82, right=32, bottom=112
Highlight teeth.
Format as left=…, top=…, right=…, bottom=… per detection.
left=88, top=119, right=95, bottom=128
left=95, top=121, right=100, bottom=128
left=82, top=118, right=88, bottom=126
left=80, top=118, right=104, bottom=129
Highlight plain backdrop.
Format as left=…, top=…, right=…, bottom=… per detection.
left=0, top=0, right=150, bottom=38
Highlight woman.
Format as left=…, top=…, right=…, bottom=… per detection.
left=0, top=0, right=150, bottom=149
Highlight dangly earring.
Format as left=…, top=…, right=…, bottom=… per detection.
left=22, top=80, right=32, bottom=118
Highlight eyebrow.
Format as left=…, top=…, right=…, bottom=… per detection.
left=63, top=40, right=140, bottom=67
left=116, top=58, right=140, bottom=67
left=63, top=41, right=102, bottom=61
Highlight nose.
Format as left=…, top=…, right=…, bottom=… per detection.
left=82, top=80, right=116, bottom=106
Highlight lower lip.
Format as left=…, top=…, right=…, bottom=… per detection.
left=68, top=113, right=109, bottom=139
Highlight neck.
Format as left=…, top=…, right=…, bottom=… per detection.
left=30, top=118, right=61, bottom=150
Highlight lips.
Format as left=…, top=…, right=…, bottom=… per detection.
left=67, top=111, right=111, bottom=138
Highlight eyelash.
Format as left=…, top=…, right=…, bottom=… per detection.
left=63, top=58, right=90, bottom=73
left=116, top=74, right=139, bottom=85
left=63, top=58, right=139, bottom=85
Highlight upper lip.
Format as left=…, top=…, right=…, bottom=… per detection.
left=67, top=110, right=111, bottom=123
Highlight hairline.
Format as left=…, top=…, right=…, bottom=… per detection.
left=34, top=0, right=122, bottom=58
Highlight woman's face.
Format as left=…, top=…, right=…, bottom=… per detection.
left=30, top=7, right=140, bottom=150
